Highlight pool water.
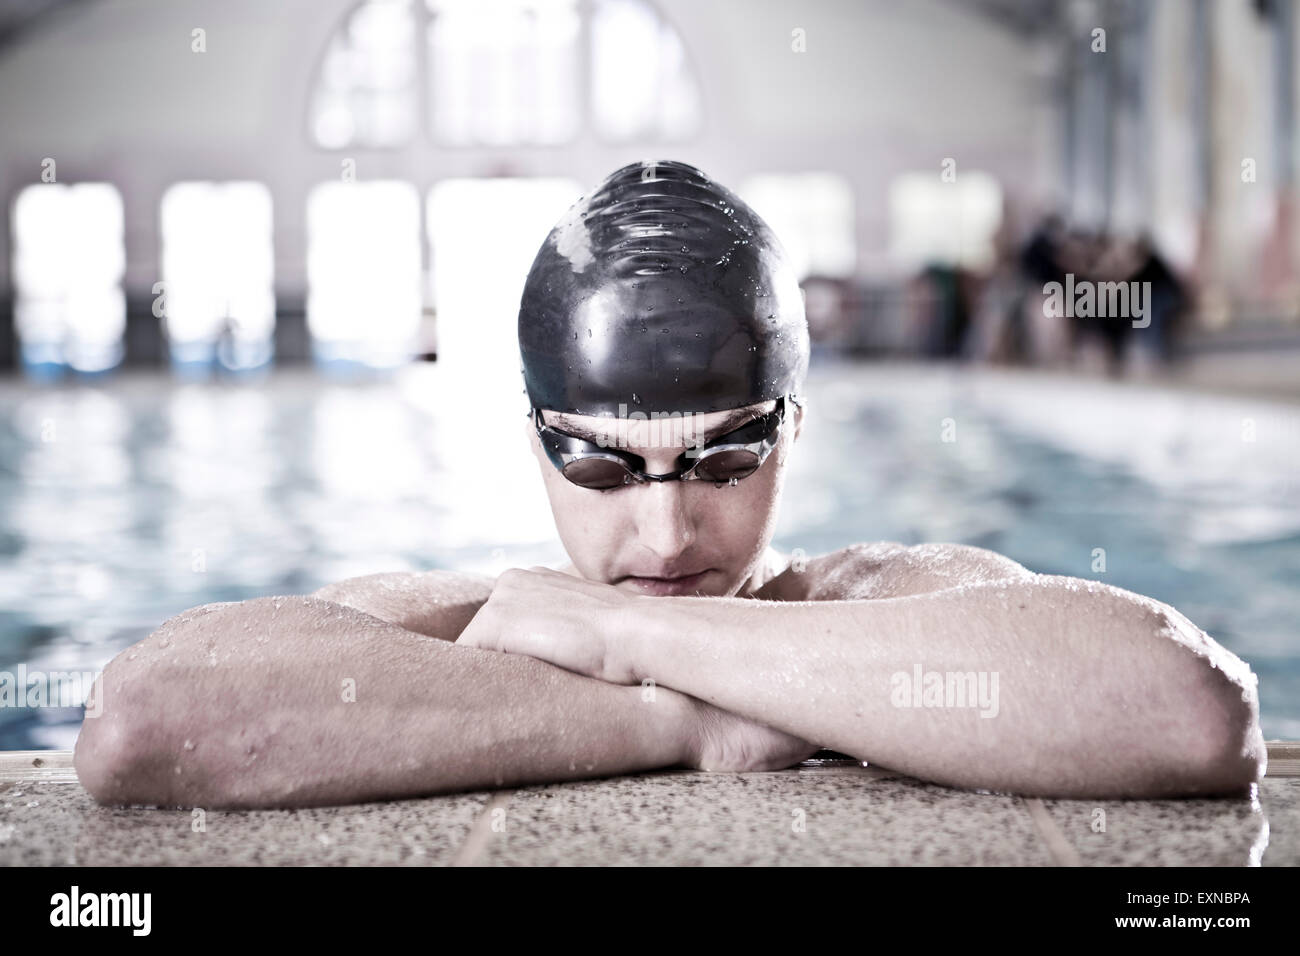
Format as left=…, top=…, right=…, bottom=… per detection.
left=1, top=359, right=1297, bottom=749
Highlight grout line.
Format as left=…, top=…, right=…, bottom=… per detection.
left=1022, top=798, right=1082, bottom=867
left=449, top=790, right=515, bottom=867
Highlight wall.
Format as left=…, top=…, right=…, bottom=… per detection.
left=0, top=0, right=1057, bottom=307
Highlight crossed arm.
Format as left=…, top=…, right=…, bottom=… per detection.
left=74, top=542, right=1265, bottom=808
left=72, top=584, right=697, bottom=809
left=455, top=543, right=1267, bottom=798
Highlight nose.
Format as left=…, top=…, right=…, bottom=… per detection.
left=631, top=478, right=697, bottom=563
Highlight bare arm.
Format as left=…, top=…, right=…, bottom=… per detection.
left=460, top=547, right=1267, bottom=798
left=73, top=587, right=695, bottom=809
left=309, top=570, right=495, bottom=642
left=628, top=569, right=1266, bottom=798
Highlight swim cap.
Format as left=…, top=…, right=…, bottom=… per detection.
left=518, top=159, right=809, bottom=415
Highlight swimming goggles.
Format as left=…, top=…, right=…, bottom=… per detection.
left=534, top=395, right=799, bottom=490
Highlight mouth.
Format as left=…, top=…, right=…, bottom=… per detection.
left=621, top=569, right=713, bottom=596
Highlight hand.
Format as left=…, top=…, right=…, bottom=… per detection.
left=685, top=696, right=821, bottom=772
left=457, top=567, right=820, bottom=772
left=455, top=567, right=641, bottom=684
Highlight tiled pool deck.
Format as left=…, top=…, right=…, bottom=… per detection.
left=2, top=744, right=1296, bottom=866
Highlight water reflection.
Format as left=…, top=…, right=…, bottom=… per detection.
left=0, top=362, right=1297, bottom=749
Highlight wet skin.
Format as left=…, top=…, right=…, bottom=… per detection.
left=71, top=403, right=1268, bottom=808
left=346, top=400, right=1265, bottom=798
left=529, top=399, right=798, bottom=600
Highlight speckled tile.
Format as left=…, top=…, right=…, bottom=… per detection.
left=5, top=759, right=1298, bottom=866
left=0, top=779, right=492, bottom=866
left=1257, top=778, right=1300, bottom=866
left=1039, top=789, right=1272, bottom=866
left=471, top=766, right=1054, bottom=866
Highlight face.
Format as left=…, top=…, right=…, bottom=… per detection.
left=529, top=399, right=804, bottom=597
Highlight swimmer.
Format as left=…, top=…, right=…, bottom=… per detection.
left=74, top=160, right=1266, bottom=809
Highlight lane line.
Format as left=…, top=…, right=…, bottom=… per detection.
left=450, top=790, right=515, bottom=867
left=1023, top=797, right=1083, bottom=867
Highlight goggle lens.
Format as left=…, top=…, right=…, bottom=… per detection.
left=692, top=448, right=762, bottom=482
left=537, top=395, right=796, bottom=490
left=561, top=456, right=631, bottom=489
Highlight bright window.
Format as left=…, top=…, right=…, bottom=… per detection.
left=590, top=0, right=701, bottom=142
left=427, top=0, right=581, bottom=146
left=307, top=180, right=423, bottom=367
left=888, top=171, right=1003, bottom=271
left=311, top=0, right=418, bottom=149
left=739, top=173, right=856, bottom=279
left=426, top=177, right=580, bottom=389
left=310, top=0, right=702, bottom=148
left=160, top=182, right=275, bottom=369
left=11, top=183, right=125, bottom=373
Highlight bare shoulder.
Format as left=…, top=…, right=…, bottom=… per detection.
left=757, top=541, right=1036, bottom=602
left=312, top=569, right=495, bottom=641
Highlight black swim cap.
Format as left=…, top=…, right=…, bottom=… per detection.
left=518, top=159, right=809, bottom=415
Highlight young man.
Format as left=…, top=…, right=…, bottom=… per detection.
left=74, top=161, right=1266, bottom=809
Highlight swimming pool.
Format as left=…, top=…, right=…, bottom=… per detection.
left=1, top=359, right=1297, bottom=749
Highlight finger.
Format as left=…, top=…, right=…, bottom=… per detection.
left=497, top=565, right=565, bottom=583
left=526, top=565, right=573, bottom=578
left=514, top=566, right=607, bottom=594
left=531, top=568, right=618, bottom=593
left=496, top=629, right=575, bottom=667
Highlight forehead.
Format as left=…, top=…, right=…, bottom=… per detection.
left=542, top=400, right=775, bottom=449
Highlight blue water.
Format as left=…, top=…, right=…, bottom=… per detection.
left=1, top=359, right=1297, bottom=749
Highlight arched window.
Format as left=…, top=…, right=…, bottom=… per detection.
left=311, top=0, right=419, bottom=149
left=309, top=0, right=703, bottom=148
left=427, top=0, right=581, bottom=146
left=589, top=0, right=701, bottom=142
